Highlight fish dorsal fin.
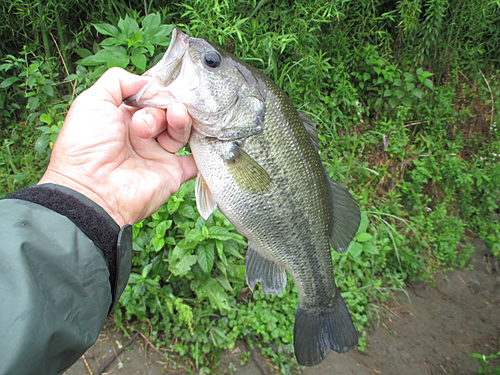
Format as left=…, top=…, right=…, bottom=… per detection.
left=299, top=112, right=320, bottom=152
left=222, top=142, right=270, bottom=193
left=328, top=179, right=361, bottom=253
left=195, top=171, right=217, bottom=219
left=246, top=243, right=287, bottom=295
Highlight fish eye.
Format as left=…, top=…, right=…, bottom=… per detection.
left=203, top=51, right=222, bottom=69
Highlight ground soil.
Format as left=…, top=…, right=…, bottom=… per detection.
left=66, top=239, right=500, bottom=375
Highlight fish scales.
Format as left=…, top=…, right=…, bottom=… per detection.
left=125, top=28, right=361, bottom=366
left=192, top=75, right=336, bottom=307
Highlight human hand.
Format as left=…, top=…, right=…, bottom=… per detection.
left=38, top=67, right=198, bottom=227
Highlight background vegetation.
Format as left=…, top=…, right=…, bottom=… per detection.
left=1, top=0, right=499, bottom=373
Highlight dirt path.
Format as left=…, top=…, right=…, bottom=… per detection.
left=67, top=239, right=500, bottom=374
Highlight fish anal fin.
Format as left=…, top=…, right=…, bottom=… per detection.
left=245, top=243, right=287, bottom=296
left=329, top=178, right=361, bottom=253
left=294, top=290, right=358, bottom=366
left=195, top=171, right=217, bottom=220
left=222, top=143, right=270, bottom=194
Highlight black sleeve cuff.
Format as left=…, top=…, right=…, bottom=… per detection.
left=5, top=183, right=132, bottom=314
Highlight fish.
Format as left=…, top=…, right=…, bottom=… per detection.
left=125, top=28, right=361, bottom=366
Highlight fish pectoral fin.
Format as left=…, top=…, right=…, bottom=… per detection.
left=221, top=143, right=270, bottom=193
left=328, top=178, right=361, bottom=253
left=195, top=171, right=218, bottom=220
left=245, top=244, right=287, bottom=296
left=294, top=290, right=358, bottom=366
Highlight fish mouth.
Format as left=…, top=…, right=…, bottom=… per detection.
left=124, top=27, right=189, bottom=108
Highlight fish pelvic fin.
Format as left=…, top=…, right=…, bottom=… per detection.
left=245, top=243, right=287, bottom=295
left=329, top=178, right=361, bottom=253
left=294, top=290, right=358, bottom=366
left=195, top=171, right=217, bottom=220
left=222, top=143, right=270, bottom=194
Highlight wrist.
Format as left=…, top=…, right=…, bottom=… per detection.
left=38, top=171, right=127, bottom=227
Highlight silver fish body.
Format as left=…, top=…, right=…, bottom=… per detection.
left=126, top=28, right=361, bottom=366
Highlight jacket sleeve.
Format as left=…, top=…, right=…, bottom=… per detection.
left=0, top=184, right=132, bottom=375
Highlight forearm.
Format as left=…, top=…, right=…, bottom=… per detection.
left=0, top=184, right=132, bottom=374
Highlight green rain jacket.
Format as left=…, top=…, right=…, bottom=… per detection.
left=0, top=184, right=132, bottom=375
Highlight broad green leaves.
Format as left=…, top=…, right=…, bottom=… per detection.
left=78, top=14, right=173, bottom=72
left=352, top=47, right=434, bottom=110
left=191, top=277, right=231, bottom=311
left=127, top=179, right=247, bottom=346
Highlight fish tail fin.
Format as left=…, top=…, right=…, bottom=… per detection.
left=294, top=291, right=358, bottom=366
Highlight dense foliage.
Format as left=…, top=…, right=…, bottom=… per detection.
left=1, top=0, right=499, bottom=372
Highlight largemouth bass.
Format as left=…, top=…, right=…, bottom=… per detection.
left=126, top=28, right=361, bottom=366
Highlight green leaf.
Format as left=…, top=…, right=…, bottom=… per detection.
left=40, top=113, right=52, bottom=124
left=202, top=225, right=209, bottom=238
left=208, top=226, right=233, bottom=241
left=42, top=85, right=54, bottom=97
left=405, top=82, right=415, bottom=91
left=401, top=96, right=412, bottom=107
left=224, top=240, right=245, bottom=259
left=363, top=242, right=379, bottom=255
left=153, top=237, right=165, bottom=252
left=79, top=47, right=128, bottom=66
left=357, top=232, right=373, bottom=242
left=34, top=134, right=49, bottom=153
left=363, top=72, right=371, bottom=81
left=349, top=242, right=363, bottom=258
left=179, top=204, right=196, bottom=219
left=131, top=47, right=147, bottom=71
left=216, top=272, right=233, bottom=292
left=388, top=98, right=398, bottom=108
left=411, top=87, right=424, bottom=99
left=169, top=241, right=198, bottom=276
left=74, top=48, right=93, bottom=58
left=0, top=77, right=19, bottom=88
left=403, top=72, right=415, bottom=82
left=118, top=15, right=139, bottom=36
left=167, top=197, right=181, bottom=214
left=357, top=212, right=369, bottom=234
left=155, top=220, right=172, bottom=237
left=395, top=89, right=405, bottom=99
left=393, top=78, right=403, bottom=86
left=197, top=242, right=215, bottom=273
left=27, top=96, right=40, bottom=110
left=141, top=263, right=153, bottom=278
left=383, top=89, right=392, bottom=97
left=216, top=240, right=229, bottom=266
left=175, top=182, right=188, bottom=200
left=185, top=228, right=204, bottom=242
left=107, top=56, right=130, bottom=69
left=93, top=23, right=119, bottom=37
left=191, top=277, right=231, bottom=311
left=142, top=13, right=161, bottom=30
left=423, top=78, right=433, bottom=89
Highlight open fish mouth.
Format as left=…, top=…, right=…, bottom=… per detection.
left=124, top=27, right=188, bottom=108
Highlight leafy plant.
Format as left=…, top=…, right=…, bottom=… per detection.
left=77, top=13, right=173, bottom=72
left=470, top=347, right=500, bottom=375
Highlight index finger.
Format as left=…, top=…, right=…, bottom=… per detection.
left=89, top=67, right=150, bottom=107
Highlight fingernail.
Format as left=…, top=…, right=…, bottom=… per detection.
left=169, top=103, right=188, bottom=116
left=143, top=113, right=154, bottom=132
